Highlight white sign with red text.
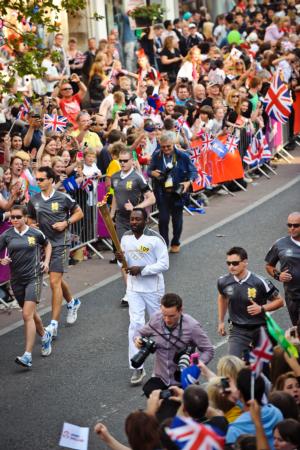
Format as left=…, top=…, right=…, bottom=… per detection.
left=59, top=422, right=89, bottom=450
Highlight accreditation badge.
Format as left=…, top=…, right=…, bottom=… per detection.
left=165, top=176, right=173, bottom=188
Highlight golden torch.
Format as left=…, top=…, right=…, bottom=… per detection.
left=97, top=201, right=128, bottom=270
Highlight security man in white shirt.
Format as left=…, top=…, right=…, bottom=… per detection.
left=116, top=208, right=169, bottom=385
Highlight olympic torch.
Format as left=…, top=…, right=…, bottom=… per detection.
left=97, top=201, right=128, bottom=270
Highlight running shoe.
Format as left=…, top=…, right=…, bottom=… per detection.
left=130, top=368, right=146, bottom=385
left=45, top=322, right=58, bottom=339
left=15, top=354, right=32, bottom=368
left=41, top=330, right=52, bottom=357
left=66, top=298, right=81, bottom=324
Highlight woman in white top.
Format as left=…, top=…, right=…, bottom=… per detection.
left=177, top=47, right=201, bottom=83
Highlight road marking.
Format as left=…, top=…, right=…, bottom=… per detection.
left=1, top=175, right=300, bottom=338
left=213, top=338, right=228, bottom=350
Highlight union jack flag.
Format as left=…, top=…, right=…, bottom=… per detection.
left=250, top=327, right=273, bottom=378
left=226, top=134, right=239, bottom=154
left=194, top=170, right=212, bottom=189
left=255, top=129, right=272, bottom=161
left=81, top=177, right=94, bottom=193
left=264, top=70, right=293, bottom=123
left=18, top=97, right=31, bottom=121
left=175, top=115, right=186, bottom=132
left=243, top=140, right=259, bottom=166
left=166, top=416, right=224, bottom=450
left=200, top=133, right=214, bottom=152
left=43, top=114, right=68, bottom=133
left=190, top=145, right=201, bottom=162
left=143, top=104, right=155, bottom=116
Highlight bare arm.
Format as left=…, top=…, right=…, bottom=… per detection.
left=217, top=293, right=228, bottom=336
left=70, top=206, right=84, bottom=224
left=94, top=423, right=130, bottom=450
left=136, top=190, right=156, bottom=209
left=23, top=125, right=35, bottom=148
left=110, top=195, right=117, bottom=218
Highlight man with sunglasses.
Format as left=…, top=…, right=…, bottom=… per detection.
left=27, top=166, right=84, bottom=339
left=265, top=212, right=300, bottom=325
left=217, top=246, right=283, bottom=357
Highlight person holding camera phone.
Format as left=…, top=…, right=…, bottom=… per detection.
left=115, top=208, right=169, bottom=386
left=133, top=293, right=214, bottom=398
left=148, top=131, right=197, bottom=253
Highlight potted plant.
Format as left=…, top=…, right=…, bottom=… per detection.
left=128, top=3, right=164, bottom=27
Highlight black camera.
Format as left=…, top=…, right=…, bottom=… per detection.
left=174, top=345, right=195, bottom=382
left=130, top=337, right=157, bottom=369
left=157, top=164, right=173, bottom=183
left=159, top=389, right=172, bottom=400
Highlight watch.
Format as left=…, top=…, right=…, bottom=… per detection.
left=67, top=218, right=72, bottom=226
left=261, top=305, right=265, bottom=314
left=273, top=270, right=281, bottom=281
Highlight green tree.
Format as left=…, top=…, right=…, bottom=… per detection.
left=0, top=1, right=103, bottom=95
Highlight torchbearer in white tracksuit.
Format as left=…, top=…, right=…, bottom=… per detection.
left=116, top=208, right=169, bottom=386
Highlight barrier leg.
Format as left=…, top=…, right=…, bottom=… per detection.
left=184, top=205, right=193, bottom=216
left=257, top=166, right=270, bottom=179
left=263, top=163, right=277, bottom=175
left=189, top=195, right=205, bottom=209
left=232, top=179, right=247, bottom=191
left=220, top=184, right=235, bottom=197
left=149, top=210, right=159, bottom=225
left=87, top=242, right=105, bottom=259
left=100, top=238, right=114, bottom=251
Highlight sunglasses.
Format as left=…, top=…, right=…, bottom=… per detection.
left=226, top=260, right=242, bottom=266
left=36, top=177, right=47, bottom=182
left=232, top=95, right=240, bottom=98
left=62, top=87, right=72, bottom=91
left=287, top=223, right=300, bottom=228
left=11, top=215, right=23, bottom=219
left=119, top=159, right=130, bottom=163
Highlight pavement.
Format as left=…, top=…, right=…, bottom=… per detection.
left=0, top=149, right=299, bottom=449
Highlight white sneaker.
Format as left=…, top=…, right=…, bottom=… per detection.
left=66, top=298, right=81, bottom=324
left=41, top=330, right=52, bottom=357
left=130, top=368, right=146, bottom=385
left=45, top=323, right=58, bottom=340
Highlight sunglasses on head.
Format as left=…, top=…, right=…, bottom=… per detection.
left=226, top=260, right=242, bottom=266
left=287, top=223, right=300, bottom=228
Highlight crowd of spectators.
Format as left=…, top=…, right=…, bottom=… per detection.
left=0, top=1, right=300, bottom=446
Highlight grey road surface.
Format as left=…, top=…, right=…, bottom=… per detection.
left=0, top=181, right=299, bottom=450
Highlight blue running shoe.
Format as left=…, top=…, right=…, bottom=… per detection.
left=66, top=298, right=81, bottom=324
left=41, top=330, right=52, bottom=356
left=15, top=354, right=32, bottom=368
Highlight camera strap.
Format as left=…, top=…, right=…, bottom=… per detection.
left=148, top=315, right=186, bottom=350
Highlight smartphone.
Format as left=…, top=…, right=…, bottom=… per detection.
left=77, top=151, right=83, bottom=160
left=32, top=158, right=37, bottom=163
left=220, top=377, right=230, bottom=393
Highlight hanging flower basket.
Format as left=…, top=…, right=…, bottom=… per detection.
left=128, top=3, right=165, bottom=27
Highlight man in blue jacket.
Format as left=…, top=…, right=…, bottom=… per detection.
left=226, top=368, right=283, bottom=449
left=148, top=131, right=197, bottom=253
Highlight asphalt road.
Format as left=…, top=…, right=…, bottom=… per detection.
left=0, top=180, right=299, bottom=450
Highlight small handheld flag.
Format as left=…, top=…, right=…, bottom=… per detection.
left=44, top=114, right=68, bottom=133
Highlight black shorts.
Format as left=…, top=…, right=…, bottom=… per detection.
left=11, top=277, right=43, bottom=307
left=49, top=246, right=69, bottom=273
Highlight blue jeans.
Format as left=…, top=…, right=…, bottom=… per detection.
left=157, top=194, right=183, bottom=247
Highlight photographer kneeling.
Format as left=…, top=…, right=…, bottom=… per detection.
left=133, top=293, right=214, bottom=400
